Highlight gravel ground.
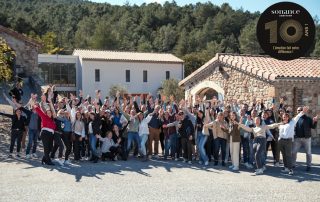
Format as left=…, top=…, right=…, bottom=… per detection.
left=0, top=147, right=320, bottom=202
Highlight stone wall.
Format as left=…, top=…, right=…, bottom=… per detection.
left=0, top=32, right=39, bottom=76
left=274, top=81, right=320, bottom=145
left=190, top=66, right=275, bottom=104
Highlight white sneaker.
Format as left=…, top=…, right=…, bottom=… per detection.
left=255, top=169, right=264, bottom=175
left=198, top=161, right=203, bottom=165
left=32, top=153, right=38, bottom=158
left=55, top=159, right=64, bottom=166
left=64, top=160, right=72, bottom=165
left=188, top=161, right=192, bottom=165
left=232, top=166, right=239, bottom=171
left=274, top=162, right=280, bottom=167
left=26, top=154, right=31, bottom=159
left=183, top=158, right=187, bottom=163
left=229, top=165, right=234, bottom=169
left=262, top=166, right=266, bottom=171
left=281, top=167, right=290, bottom=173
left=204, top=161, right=209, bottom=166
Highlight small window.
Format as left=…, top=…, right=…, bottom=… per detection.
left=143, top=70, right=147, bottom=82
left=166, top=71, right=170, bottom=80
left=95, top=69, right=100, bottom=82
left=126, top=70, right=130, bottom=82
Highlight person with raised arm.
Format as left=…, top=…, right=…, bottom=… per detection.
left=204, top=112, right=228, bottom=166
left=237, top=106, right=305, bottom=175
left=31, top=96, right=57, bottom=165
left=292, top=107, right=318, bottom=171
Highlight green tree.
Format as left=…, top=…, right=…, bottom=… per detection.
left=239, top=19, right=263, bottom=54
left=75, top=17, right=96, bottom=49
left=109, top=84, right=128, bottom=98
left=0, top=37, right=15, bottom=82
left=161, top=78, right=184, bottom=102
left=91, top=21, right=119, bottom=50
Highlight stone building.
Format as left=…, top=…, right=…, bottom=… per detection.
left=179, top=53, right=320, bottom=145
left=0, top=25, right=41, bottom=76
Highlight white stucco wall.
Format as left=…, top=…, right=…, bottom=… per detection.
left=80, top=60, right=183, bottom=98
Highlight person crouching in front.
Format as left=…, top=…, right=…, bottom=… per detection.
left=99, top=131, right=121, bottom=161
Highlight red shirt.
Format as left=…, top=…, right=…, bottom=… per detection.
left=35, top=107, right=56, bottom=131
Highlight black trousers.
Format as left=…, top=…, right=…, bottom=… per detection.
left=266, top=139, right=280, bottom=163
left=41, top=130, right=54, bottom=163
left=62, top=132, right=72, bottom=160
left=278, top=139, right=293, bottom=169
left=51, top=132, right=64, bottom=159
left=10, top=130, right=23, bottom=153
left=82, top=136, right=90, bottom=157
left=73, top=135, right=82, bottom=160
left=101, top=146, right=120, bottom=160
left=181, top=137, right=192, bottom=161
left=160, top=131, right=165, bottom=153
left=214, top=137, right=227, bottom=163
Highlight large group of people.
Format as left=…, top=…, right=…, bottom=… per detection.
left=0, top=83, right=319, bottom=175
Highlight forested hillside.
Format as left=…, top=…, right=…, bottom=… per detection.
left=0, top=0, right=319, bottom=76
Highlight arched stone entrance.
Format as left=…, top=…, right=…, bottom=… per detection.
left=188, top=80, right=224, bottom=103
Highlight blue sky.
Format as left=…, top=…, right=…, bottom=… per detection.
left=90, top=0, right=320, bottom=17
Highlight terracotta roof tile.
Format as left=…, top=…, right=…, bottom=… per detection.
left=179, top=53, right=320, bottom=86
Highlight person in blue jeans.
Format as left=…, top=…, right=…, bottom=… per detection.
left=196, top=110, right=209, bottom=165
left=20, top=107, right=40, bottom=159
left=121, top=108, right=141, bottom=158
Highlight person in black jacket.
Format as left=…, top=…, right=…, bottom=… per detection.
left=9, top=82, right=24, bottom=103
left=292, top=107, right=318, bottom=171
left=89, top=111, right=101, bottom=163
left=0, top=108, right=27, bottom=158
left=178, top=111, right=195, bottom=164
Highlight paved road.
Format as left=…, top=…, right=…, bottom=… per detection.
left=0, top=146, right=320, bottom=202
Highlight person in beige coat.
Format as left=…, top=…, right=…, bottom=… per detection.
left=204, top=112, right=228, bottom=166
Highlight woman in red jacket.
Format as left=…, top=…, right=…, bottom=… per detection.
left=32, top=100, right=57, bottom=165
